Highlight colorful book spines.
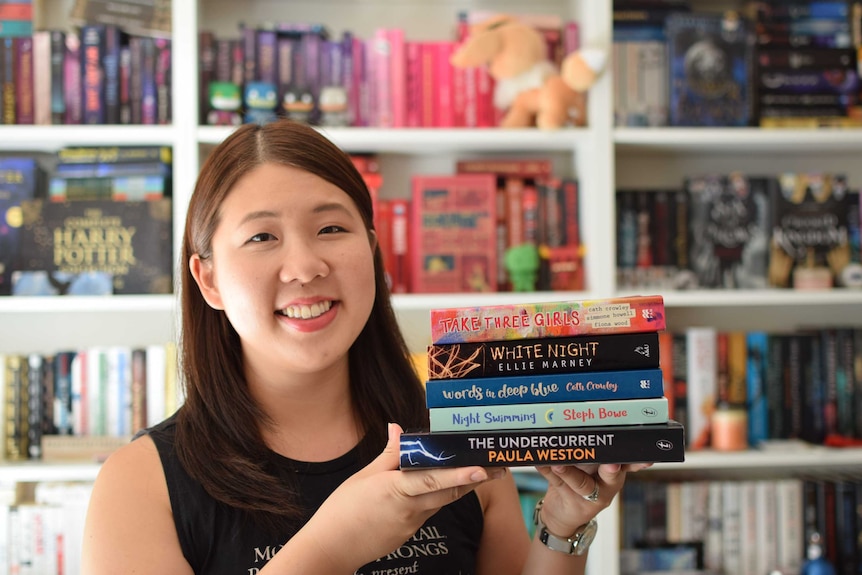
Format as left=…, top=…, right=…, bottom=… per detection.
left=425, top=368, right=665, bottom=408
left=430, top=294, right=666, bottom=344
left=429, top=396, right=669, bottom=432
left=399, top=421, right=685, bottom=469
left=427, top=331, right=660, bottom=380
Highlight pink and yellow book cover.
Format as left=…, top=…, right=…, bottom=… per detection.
left=430, top=295, right=665, bottom=344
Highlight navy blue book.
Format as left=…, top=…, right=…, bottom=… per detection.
left=425, top=368, right=665, bottom=408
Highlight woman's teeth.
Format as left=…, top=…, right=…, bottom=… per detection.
left=279, top=301, right=333, bottom=319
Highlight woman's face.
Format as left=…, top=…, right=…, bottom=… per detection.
left=190, top=162, right=377, bottom=380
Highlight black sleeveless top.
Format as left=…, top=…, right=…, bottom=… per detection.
left=144, top=416, right=484, bottom=575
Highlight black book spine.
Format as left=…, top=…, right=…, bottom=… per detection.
left=427, top=332, right=660, bottom=380
left=399, top=421, right=685, bottom=469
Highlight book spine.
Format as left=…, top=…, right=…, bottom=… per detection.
left=49, top=30, right=65, bottom=124
left=430, top=294, right=666, bottom=344
left=32, top=31, right=50, bottom=125
left=80, top=25, right=105, bottom=125
left=26, top=354, right=43, bottom=459
left=427, top=331, right=660, bottom=381
left=429, top=396, right=668, bottom=432
left=399, top=421, right=685, bottom=468
left=1, top=37, right=14, bottom=124
left=434, top=41, right=454, bottom=127
left=686, top=326, right=717, bottom=449
left=388, top=27, right=405, bottom=127
left=404, top=40, right=421, bottom=127
left=52, top=351, right=75, bottom=435
left=154, top=38, right=171, bottom=124
left=371, top=28, right=391, bottom=127
left=102, top=25, right=121, bottom=124
left=425, top=368, right=665, bottom=408
left=140, top=36, right=156, bottom=125
left=746, top=330, right=769, bottom=445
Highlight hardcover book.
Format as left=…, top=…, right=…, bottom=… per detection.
left=427, top=331, right=660, bottom=380
left=666, top=12, right=754, bottom=126
left=14, top=198, right=172, bottom=295
left=430, top=294, right=666, bottom=344
left=686, top=173, right=772, bottom=289
left=768, top=173, right=854, bottom=288
left=424, top=367, right=665, bottom=408
left=410, top=173, right=497, bottom=294
left=429, top=396, right=669, bottom=432
left=399, top=420, right=685, bottom=468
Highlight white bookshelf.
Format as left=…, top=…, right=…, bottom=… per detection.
left=2, top=1, right=862, bottom=574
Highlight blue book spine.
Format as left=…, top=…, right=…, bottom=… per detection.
left=429, top=397, right=669, bottom=432
left=425, top=368, right=664, bottom=408
left=746, top=331, right=769, bottom=445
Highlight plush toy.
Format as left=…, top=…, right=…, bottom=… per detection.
left=450, top=14, right=606, bottom=129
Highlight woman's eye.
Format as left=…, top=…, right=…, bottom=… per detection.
left=248, top=232, right=277, bottom=243
left=319, top=225, right=346, bottom=235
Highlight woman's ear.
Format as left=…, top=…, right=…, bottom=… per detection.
left=189, top=254, right=225, bottom=310
left=368, top=229, right=378, bottom=253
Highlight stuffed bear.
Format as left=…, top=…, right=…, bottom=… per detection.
left=450, top=14, right=606, bottom=129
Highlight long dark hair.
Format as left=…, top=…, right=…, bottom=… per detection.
left=176, top=120, right=427, bottom=523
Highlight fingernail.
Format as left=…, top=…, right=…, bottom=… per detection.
left=552, top=465, right=565, bottom=474
left=470, top=470, right=488, bottom=482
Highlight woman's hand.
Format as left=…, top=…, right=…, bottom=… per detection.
left=296, top=423, right=504, bottom=573
left=533, top=462, right=653, bottom=538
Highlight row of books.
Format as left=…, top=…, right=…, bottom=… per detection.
left=613, top=1, right=862, bottom=128
left=660, top=325, right=862, bottom=452
left=0, top=343, right=180, bottom=462
left=375, top=161, right=583, bottom=295
left=400, top=294, right=685, bottom=469
left=622, top=476, right=862, bottom=575
left=0, top=147, right=174, bottom=296
left=616, top=172, right=861, bottom=290
left=0, top=480, right=92, bottom=575
left=1, top=25, right=171, bottom=126
left=199, top=12, right=579, bottom=128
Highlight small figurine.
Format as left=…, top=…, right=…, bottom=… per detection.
left=318, top=85, right=350, bottom=127
left=244, top=82, right=278, bottom=125
left=282, top=86, right=316, bottom=124
left=504, top=243, right=540, bottom=292
left=207, top=81, right=242, bottom=126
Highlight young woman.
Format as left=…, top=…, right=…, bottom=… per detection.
left=82, top=119, right=649, bottom=575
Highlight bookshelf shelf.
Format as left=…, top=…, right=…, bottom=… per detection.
left=0, top=461, right=101, bottom=483
left=614, top=127, right=862, bottom=153
left=0, top=125, right=179, bottom=150
left=197, top=126, right=594, bottom=153
left=646, top=447, right=862, bottom=475
left=0, top=295, right=176, bottom=314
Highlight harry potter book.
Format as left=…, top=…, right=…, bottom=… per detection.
left=399, top=420, right=685, bottom=468
left=427, top=331, right=660, bottom=380
left=14, top=198, right=172, bottom=295
left=430, top=294, right=666, bottom=344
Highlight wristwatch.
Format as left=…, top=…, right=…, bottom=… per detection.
left=532, top=498, right=598, bottom=556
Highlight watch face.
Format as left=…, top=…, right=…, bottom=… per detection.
left=574, top=520, right=598, bottom=556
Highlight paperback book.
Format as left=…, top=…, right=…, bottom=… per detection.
left=427, top=331, right=660, bottom=380
left=424, top=367, right=665, bottom=408
left=429, top=396, right=669, bottom=432
left=400, top=420, right=685, bottom=468
left=430, top=294, right=666, bottom=344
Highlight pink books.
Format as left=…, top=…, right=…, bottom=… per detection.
left=387, top=28, right=406, bottom=127
left=430, top=294, right=666, bottom=344
left=410, top=173, right=497, bottom=294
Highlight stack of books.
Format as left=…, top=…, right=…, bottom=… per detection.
left=400, top=295, right=686, bottom=469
